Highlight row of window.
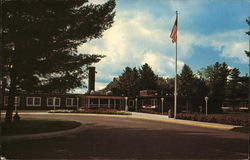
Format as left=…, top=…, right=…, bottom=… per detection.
left=4, top=96, right=78, bottom=107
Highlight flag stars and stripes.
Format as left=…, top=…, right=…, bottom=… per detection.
left=170, top=18, right=178, bottom=43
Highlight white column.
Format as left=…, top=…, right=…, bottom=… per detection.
left=161, top=98, right=164, bottom=115
left=125, top=97, right=128, bottom=111
left=53, top=97, right=56, bottom=111
left=77, top=97, right=79, bottom=110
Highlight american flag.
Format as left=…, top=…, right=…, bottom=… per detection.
left=170, top=18, right=178, bottom=43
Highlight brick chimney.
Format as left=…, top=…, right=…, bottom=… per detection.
left=88, top=66, right=95, bottom=93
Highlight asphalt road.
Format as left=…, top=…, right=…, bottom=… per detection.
left=1, top=114, right=249, bottom=159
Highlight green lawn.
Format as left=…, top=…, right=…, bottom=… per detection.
left=1, top=119, right=81, bottom=136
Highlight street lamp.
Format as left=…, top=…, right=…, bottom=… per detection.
left=205, top=96, right=209, bottom=116
left=135, top=98, right=138, bottom=112
left=161, top=97, right=164, bottom=115
left=125, top=97, right=128, bottom=112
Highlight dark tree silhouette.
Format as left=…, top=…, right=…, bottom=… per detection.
left=2, top=0, right=116, bottom=123
left=139, top=63, right=158, bottom=90
left=201, top=62, right=230, bottom=113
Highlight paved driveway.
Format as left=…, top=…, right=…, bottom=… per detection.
left=1, top=114, right=249, bottom=159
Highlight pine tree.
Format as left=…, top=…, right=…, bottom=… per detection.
left=201, top=62, right=230, bottom=113
left=179, top=64, right=195, bottom=111
left=2, top=0, right=116, bottom=123
left=139, top=63, right=158, bottom=90
left=118, top=67, right=140, bottom=96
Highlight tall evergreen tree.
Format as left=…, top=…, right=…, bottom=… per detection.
left=2, top=0, right=116, bottom=122
left=179, top=64, right=195, bottom=111
left=191, top=76, right=208, bottom=112
left=201, top=62, right=230, bottom=113
left=139, top=63, right=158, bottom=90
left=226, top=68, right=240, bottom=99
left=118, top=67, right=140, bottom=96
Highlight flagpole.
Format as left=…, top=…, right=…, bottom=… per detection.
left=174, top=11, right=178, bottom=119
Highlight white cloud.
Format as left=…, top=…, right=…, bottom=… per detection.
left=88, top=0, right=107, bottom=4
left=69, top=88, right=85, bottom=94
left=79, top=10, right=179, bottom=85
left=142, top=52, right=184, bottom=76
left=208, top=30, right=248, bottom=63
left=95, top=82, right=108, bottom=90
left=170, top=29, right=248, bottom=64
left=196, top=29, right=248, bottom=63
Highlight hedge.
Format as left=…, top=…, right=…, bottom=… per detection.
left=176, top=113, right=249, bottom=127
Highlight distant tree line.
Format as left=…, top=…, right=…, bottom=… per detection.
left=102, top=62, right=249, bottom=113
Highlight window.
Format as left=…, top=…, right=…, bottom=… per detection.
left=47, top=97, right=61, bottom=107
left=66, top=98, right=77, bottom=107
left=4, top=96, right=20, bottom=106
left=26, top=97, right=41, bottom=106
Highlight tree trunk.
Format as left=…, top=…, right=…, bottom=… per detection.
left=5, top=66, right=17, bottom=123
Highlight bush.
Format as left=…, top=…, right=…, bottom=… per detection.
left=49, top=108, right=132, bottom=115
left=138, top=109, right=168, bottom=115
left=176, top=113, right=249, bottom=127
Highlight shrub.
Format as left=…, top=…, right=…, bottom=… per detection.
left=176, top=113, right=248, bottom=127
left=138, top=109, right=159, bottom=114
left=49, top=108, right=132, bottom=115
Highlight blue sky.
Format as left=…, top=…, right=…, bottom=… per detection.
left=75, top=0, right=249, bottom=93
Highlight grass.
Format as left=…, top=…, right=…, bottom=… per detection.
left=1, top=119, right=81, bottom=136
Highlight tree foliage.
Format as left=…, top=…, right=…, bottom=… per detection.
left=103, top=63, right=164, bottom=96
left=200, top=62, right=230, bottom=113
left=103, top=62, right=246, bottom=113
left=138, top=63, right=158, bottom=90
left=245, top=17, right=250, bottom=57
left=178, top=64, right=208, bottom=112
left=179, top=64, right=194, bottom=97
left=2, top=0, right=116, bottom=122
left=118, top=67, right=140, bottom=96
